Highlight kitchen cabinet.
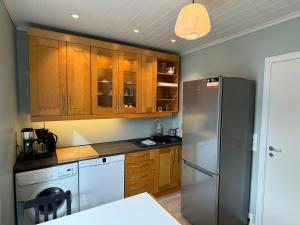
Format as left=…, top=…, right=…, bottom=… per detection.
left=141, top=56, right=157, bottom=113
left=28, top=27, right=179, bottom=121
left=91, top=47, right=119, bottom=114
left=118, top=52, right=142, bottom=113
left=67, top=43, right=91, bottom=115
left=125, top=150, right=155, bottom=197
left=29, top=36, right=67, bottom=116
left=124, top=145, right=181, bottom=198
left=154, top=145, right=181, bottom=193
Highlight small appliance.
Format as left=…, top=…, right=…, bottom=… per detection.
left=35, top=128, right=58, bottom=153
left=18, top=128, right=58, bottom=160
left=21, top=128, right=34, bottom=159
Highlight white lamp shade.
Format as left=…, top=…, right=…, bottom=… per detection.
left=175, top=3, right=211, bottom=40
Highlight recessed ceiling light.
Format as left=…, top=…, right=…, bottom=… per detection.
left=133, top=29, right=140, bottom=33
left=171, top=39, right=176, bottom=43
left=71, top=14, right=79, bottom=19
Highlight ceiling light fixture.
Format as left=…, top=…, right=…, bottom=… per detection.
left=71, top=14, right=79, bottom=19
left=175, top=0, right=211, bottom=40
left=133, top=29, right=140, bottom=33
left=171, top=39, right=176, bottom=43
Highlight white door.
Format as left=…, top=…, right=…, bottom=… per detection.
left=262, top=57, right=300, bottom=225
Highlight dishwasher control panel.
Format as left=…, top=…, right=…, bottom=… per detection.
left=79, top=154, right=125, bottom=168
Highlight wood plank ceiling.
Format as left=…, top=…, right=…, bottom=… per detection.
left=4, top=0, right=300, bottom=54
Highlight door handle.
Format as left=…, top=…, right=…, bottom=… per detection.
left=269, top=146, right=282, bottom=153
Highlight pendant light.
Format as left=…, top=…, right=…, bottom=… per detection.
left=175, top=0, right=211, bottom=40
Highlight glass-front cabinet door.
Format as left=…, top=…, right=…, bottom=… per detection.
left=119, top=52, right=142, bottom=113
left=91, top=47, right=119, bottom=114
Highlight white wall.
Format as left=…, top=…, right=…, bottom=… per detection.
left=0, top=1, right=18, bottom=225
left=174, top=17, right=300, bottom=222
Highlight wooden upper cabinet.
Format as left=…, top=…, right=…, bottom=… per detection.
left=91, top=47, right=119, bottom=114
left=28, top=28, right=179, bottom=121
left=141, top=56, right=157, bottom=113
left=118, top=52, right=142, bottom=113
left=29, top=36, right=67, bottom=116
left=67, top=43, right=91, bottom=115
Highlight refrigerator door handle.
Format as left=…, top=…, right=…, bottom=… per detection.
left=183, top=160, right=217, bottom=177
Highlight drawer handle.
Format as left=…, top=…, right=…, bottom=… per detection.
left=130, top=184, right=147, bottom=191
left=131, top=163, right=148, bottom=168
left=131, top=153, right=148, bottom=157
left=131, top=174, right=148, bottom=179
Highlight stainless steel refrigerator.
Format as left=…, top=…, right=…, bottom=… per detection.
left=181, top=77, right=255, bottom=225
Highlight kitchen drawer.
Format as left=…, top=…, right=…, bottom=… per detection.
left=125, top=161, right=151, bottom=176
left=125, top=180, right=153, bottom=197
left=125, top=171, right=152, bottom=186
left=125, top=150, right=150, bottom=164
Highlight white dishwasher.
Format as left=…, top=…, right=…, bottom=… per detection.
left=79, top=154, right=124, bottom=211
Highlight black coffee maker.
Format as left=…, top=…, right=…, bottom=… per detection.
left=35, top=128, right=58, bottom=153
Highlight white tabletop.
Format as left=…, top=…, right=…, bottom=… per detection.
left=42, top=193, right=181, bottom=225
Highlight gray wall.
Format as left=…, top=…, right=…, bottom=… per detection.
left=16, top=30, right=173, bottom=148
left=175, top=17, right=300, bottom=222
left=0, top=1, right=18, bottom=225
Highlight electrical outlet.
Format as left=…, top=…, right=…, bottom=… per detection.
left=252, top=133, right=258, bottom=152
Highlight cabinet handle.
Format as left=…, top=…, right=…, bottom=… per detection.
left=120, top=93, right=123, bottom=108
left=69, top=91, right=72, bottom=111
left=74, top=48, right=84, bottom=53
left=176, top=148, right=180, bottom=163
left=131, top=174, right=148, bottom=179
left=114, top=93, right=118, bottom=112
left=131, top=153, right=148, bottom=157
left=171, top=150, right=175, bottom=162
left=61, top=89, right=65, bottom=111
left=131, top=162, right=148, bottom=168
left=153, top=94, right=156, bottom=112
left=130, top=184, right=147, bottom=191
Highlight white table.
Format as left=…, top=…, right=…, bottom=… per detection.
left=42, top=193, right=181, bottom=225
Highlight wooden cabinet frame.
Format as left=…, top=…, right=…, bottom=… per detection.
left=67, top=43, right=91, bottom=115
left=28, top=27, right=179, bottom=122
left=91, top=47, right=119, bottom=114
left=124, top=145, right=182, bottom=198
left=29, top=36, right=67, bottom=117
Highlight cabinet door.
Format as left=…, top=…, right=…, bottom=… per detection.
left=154, top=145, right=182, bottom=193
left=171, top=145, right=182, bottom=188
left=91, top=47, right=119, bottom=114
left=141, top=56, right=157, bottom=113
left=67, top=43, right=91, bottom=115
left=157, top=147, right=174, bottom=191
left=29, top=36, right=67, bottom=116
left=118, top=52, right=142, bottom=113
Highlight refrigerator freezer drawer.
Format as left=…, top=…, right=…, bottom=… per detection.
left=182, top=160, right=219, bottom=225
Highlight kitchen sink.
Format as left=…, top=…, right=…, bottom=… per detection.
left=130, top=135, right=182, bottom=148
left=151, top=135, right=182, bottom=144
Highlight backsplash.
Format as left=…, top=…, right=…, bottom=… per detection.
left=19, top=115, right=173, bottom=148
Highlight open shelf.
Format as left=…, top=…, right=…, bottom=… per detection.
left=156, top=60, right=179, bottom=113
left=157, top=72, right=177, bottom=76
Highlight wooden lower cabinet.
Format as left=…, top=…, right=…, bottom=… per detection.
left=124, top=145, right=181, bottom=197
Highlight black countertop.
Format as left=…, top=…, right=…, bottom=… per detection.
left=14, top=137, right=182, bottom=173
